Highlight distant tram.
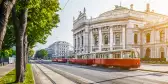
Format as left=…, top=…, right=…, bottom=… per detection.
left=52, top=49, right=140, bottom=69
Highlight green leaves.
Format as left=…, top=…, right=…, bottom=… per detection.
left=34, top=49, right=48, bottom=59
left=39, top=49, right=48, bottom=57
left=29, top=48, right=34, bottom=57
left=2, top=0, right=60, bottom=52
left=0, top=48, right=14, bottom=58
left=27, top=0, right=60, bottom=47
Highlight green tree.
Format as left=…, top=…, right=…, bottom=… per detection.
left=39, top=49, right=48, bottom=59
left=0, top=0, right=60, bottom=82
left=0, top=0, right=16, bottom=50
left=29, top=48, right=34, bottom=57
left=0, top=48, right=13, bottom=66
left=27, top=0, right=60, bottom=48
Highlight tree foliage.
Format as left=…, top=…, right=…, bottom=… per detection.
left=0, top=0, right=16, bottom=50
left=27, top=0, right=60, bottom=48
left=2, top=24, right=15, bottom=50
left=39, top=49, right=48, bottom=57
left=1, top=0, right=60, bottom=82
left=28, top=48, right=34, bottom=57
left=34, top=49, right=48, bottom=59
left=0, top=48, right=14, bottom=58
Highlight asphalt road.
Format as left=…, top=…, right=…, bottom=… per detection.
left=39, top=60, right=168, bottom=84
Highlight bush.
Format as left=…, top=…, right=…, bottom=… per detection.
left=141, top=57, right=167, bottom=64
left=141, top=58, right=166, bottom=62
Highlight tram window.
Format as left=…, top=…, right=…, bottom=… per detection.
left=96, top=55, right=98, bottom=58
left=124, top=52, right=131, bottom=58
left=106, top=56, right=108, bottom=59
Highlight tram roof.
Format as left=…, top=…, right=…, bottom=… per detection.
left=77, top=49, right=135, bottom=55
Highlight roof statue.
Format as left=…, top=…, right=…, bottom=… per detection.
left=79, top=11, right=82, bottom=15
left=114, top=5, right=127, bottom=10
left=84, top=7, right=86, bottom=13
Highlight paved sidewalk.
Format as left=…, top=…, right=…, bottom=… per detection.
left=32, top=64, right=53, bottom=84
left=0, top=64, right=15, bottom=78
left=32, top=64, right=76, bottom=84
left=138, top=63, right=168, bottom=72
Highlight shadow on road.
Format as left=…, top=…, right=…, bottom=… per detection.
left=33, top=60, right=135, bottom=72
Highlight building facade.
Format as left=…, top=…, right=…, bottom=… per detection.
left=47, top=41, right=72, bottom=58
left=72, top=4, right=168, bottom=61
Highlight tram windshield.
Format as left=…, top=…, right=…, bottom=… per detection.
left=122, top=51, right=138, bottom=58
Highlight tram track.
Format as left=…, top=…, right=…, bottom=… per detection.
left=42, top=61, right=168, bottom=84
left=36, top=61, right=96, bottom=84
left=34, top=61, right=168, bottom=84
left=34, top=63, right=57, bottom=84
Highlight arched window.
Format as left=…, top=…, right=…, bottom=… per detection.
left=160, top=30, right=165, bottom=42
left=134, top=34, right=138, bottom=44
left=115, top=32, right=121, bottom=45
left=104, top=35, right=108, bottom=45
left=160, top=47, right=164, bottom=58
left=146, top=33, right=150, bottom=43
left=145, top=48, right=150, bottom=58
left=94, top=35, right=98, bottom=46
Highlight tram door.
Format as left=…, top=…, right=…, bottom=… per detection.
left=114, top=53, right=121, bottom=58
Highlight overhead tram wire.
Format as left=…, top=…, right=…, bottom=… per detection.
left=61, top=0, right=70, bottom=12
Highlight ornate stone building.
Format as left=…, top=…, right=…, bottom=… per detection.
left=72, top=4, right=168, bottom=61
left=47, top=41, right=71, bottom=58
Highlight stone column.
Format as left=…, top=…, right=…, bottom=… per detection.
left=156, top=47, right=159, bottom=58
left=90, top=30, right=93, bottom=53
left=80, top=32, right=82, bottom=49
left=151, top=30, right=154, bottom=44
left=110, top=26, right=113, bottom=51
left=165, top=28, right=168, bottom=42
left=73, top=34, right=76, bottom=53
left=99, top=28, right=102, bottom=51
left=84, top=32, right=87, bottom=53
left=156, top=31, right=160, bottom=43
left=82, top=31, right=84, bottom=53
left=166, top=47, right=168, bottom=61
left=122, top=26, right=126, bottom=49
left=76, top=34, right=79, bottom=54
left=79, top=32, right=82, bottom=54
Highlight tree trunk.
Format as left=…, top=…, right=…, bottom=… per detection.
left=26, top=47, right=29, bottom=63
left=12, top=3, right=28, bottom=82
left=23, top=33, right=27, bottom=71
left=0, top=0, right=16, bottom=50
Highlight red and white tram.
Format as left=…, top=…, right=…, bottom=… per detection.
left=53, top=49, right=140, bottom=69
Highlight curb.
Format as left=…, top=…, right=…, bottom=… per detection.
left=136, top=69, right=168, bottom=73
left=43, top=64, right=97, bottom=84
left=31, top=64, right=36, bottom=84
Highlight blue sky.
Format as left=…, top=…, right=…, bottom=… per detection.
left=34, top=0, right=168, bottom=50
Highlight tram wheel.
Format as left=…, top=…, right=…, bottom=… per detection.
left=120, top=67, right=130, bottom=70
